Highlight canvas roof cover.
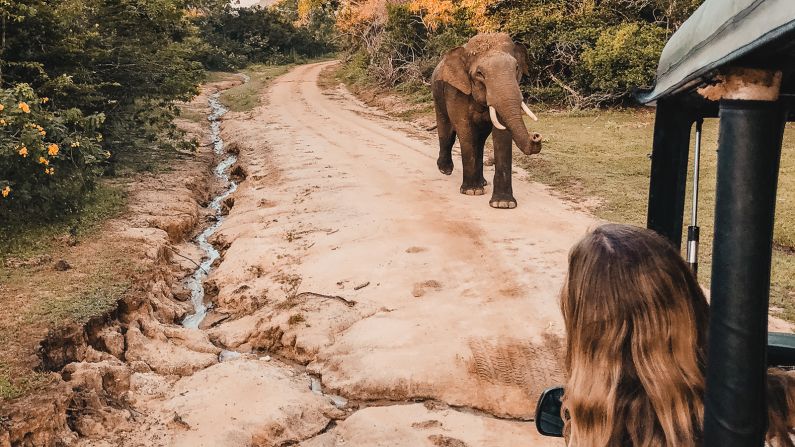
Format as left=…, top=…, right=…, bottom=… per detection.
left=639, top=0, right=795, bottom=104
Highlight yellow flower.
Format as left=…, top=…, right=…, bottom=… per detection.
left=18, top=102, right=30, bottom=113
left=40, top=130, right=46, bottom=137
left=0, top=119, right=5, bottom=126
left=105, top=151, right=111, bottom=158
left=1, top=186, right=10, bottom=198
left=38, top=156, right=49, bottom=165
left=45, top=167, right=55, bottom=175
left=18, top=146, right=28, bottom=157
left=41, top=97, right=49, bottom=104
left=0, top=104, right=4, bottom=112
left=47, top=144, right=59, bottom=156
left=71, top=141, right=81, bottom=148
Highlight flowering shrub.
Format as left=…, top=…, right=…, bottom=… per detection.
left=0, top=84, right=106, bottom=219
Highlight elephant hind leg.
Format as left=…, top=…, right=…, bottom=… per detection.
left=435, top=110, right=456, bottom=175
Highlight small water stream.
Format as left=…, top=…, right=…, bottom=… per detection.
left=182, top=91, right=238, bottom=329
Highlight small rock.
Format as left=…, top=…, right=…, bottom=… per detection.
left=53, top=259, right=71, bottom=271
left=262, top=355, right=272, bottom=362
left=172, top=285, right=191, bottom=302
left=329, top=394, right=348, bottom=409
left=130, top=361, right=152, bottom=373
left=219, top=350, right=241, bottom=362
left=171, top=413, right=191, bottom=430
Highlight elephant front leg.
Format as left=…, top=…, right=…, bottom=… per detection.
left=458, top=132, right=485, bottom=196
left=490, top=129, right=516, bottom=209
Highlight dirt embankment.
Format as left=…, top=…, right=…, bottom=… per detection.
left=0, top=77, right=239, bottom=446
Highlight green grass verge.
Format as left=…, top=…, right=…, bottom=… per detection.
left=23, top=271, right=131, bottom=327
left=0, top=184, right=126, bottom=261
left=219, top=64, right=293, bottom=113
left=0, top=361, right=51, bottom=400
left=517, top=110, right=795, bottom=322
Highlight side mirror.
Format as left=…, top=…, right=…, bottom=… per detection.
left=769, top=332, right=795, bottom=367
left=535, top=386, right=565, bottom=437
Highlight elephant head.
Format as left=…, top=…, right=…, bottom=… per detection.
left=434, top=33, right=542, bottom=155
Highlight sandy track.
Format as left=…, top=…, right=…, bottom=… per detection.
left=204, top=61, right=596, bottom=444
left=104, top=62, right=597, bottom=446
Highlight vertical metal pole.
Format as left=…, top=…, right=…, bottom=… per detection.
left=703, top=99, right=787, bottom=447
left=647, top=98, right=694, bottom=249
left=686, top=119, right=703, bottom=275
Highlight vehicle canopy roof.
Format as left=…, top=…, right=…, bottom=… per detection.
left=639, top=0, right=795, bottom=104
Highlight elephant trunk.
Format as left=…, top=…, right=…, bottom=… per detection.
left=487, top=81, right=542, bottom=155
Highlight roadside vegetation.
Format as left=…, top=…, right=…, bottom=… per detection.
left=0, top=0, right=333, bottom=401
left=329, top=0, right=699, bottom=107
left=0, top=1, right=334, bottom=254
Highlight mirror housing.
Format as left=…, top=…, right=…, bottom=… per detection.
left=769, top=332, right=795, bottom=367
left=535, top=386, right=565, bottom=437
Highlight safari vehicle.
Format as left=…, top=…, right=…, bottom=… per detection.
left=535, top=1, right=795, bottom=445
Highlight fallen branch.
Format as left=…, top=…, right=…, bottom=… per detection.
left=296, top=292, right=357, bottom=308
left=167, top=246, right=207, bottom=274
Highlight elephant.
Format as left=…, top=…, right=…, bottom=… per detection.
left=431, top=33, right=542, bottom=209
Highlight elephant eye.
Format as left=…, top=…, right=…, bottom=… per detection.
left=475, top=69, right=484, bottom=78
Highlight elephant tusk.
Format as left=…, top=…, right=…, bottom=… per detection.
left=489, top=106, right=507, bottom=130
left=522, top=102, right=539, bottom=121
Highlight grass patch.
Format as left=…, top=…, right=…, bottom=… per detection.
left=517, top=110, right=795, bottom=322
left=25, top=272, right=131, bottom=326
left=220, top=64, right=293, bottom=113
left=0, top=184, right=126, bottom=261
left=0, top=361, right=52, bottom=400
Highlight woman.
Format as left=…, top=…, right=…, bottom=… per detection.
left=560, top=224, right=794, bottom=447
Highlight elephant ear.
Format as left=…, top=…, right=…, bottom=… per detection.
left=513, top=42, right=530, bottom=78
left=435, top=46, right=471, bottom=95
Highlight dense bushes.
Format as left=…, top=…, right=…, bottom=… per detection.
left=196, top=5, right=333, bottom=70
left=335, top=0, right=703, bottom=108
left=0, top=84, right=106, bottom=216
left=0, top=0, right=205, bottom=220
left=0, top=0, right=333, bottom=221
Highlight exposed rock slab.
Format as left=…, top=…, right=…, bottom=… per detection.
left=124, top=326, right=218, bottom=376
left=300, top=403, right=560, bottom=447
left=161, top=359, right=336, bottom=446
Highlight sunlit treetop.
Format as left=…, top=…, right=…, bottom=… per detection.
left=333, top=0, right=497, bottom=33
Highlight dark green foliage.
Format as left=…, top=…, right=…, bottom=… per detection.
left=582, top=22, right=668, bottom=97
left=342, top=0, right=703, bottom=107
left=0, top=0, right=205, bottom=219
left=489, top=0, right=702, bottom=106
left=0, top=0, right=333, bottom=220
left=196, top=5, right=333, bottom=70
left=342, top=4, right=474, bottom=89
left=0, top=83, right=107, bottom=218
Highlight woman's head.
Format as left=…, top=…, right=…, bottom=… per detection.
left=561, top=224, right=709, bottom=447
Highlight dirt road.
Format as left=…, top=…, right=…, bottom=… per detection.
left=98, top=61, right=597, bottom=446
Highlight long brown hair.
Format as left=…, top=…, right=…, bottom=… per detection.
left=561, top=224, right=709, bottom=446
